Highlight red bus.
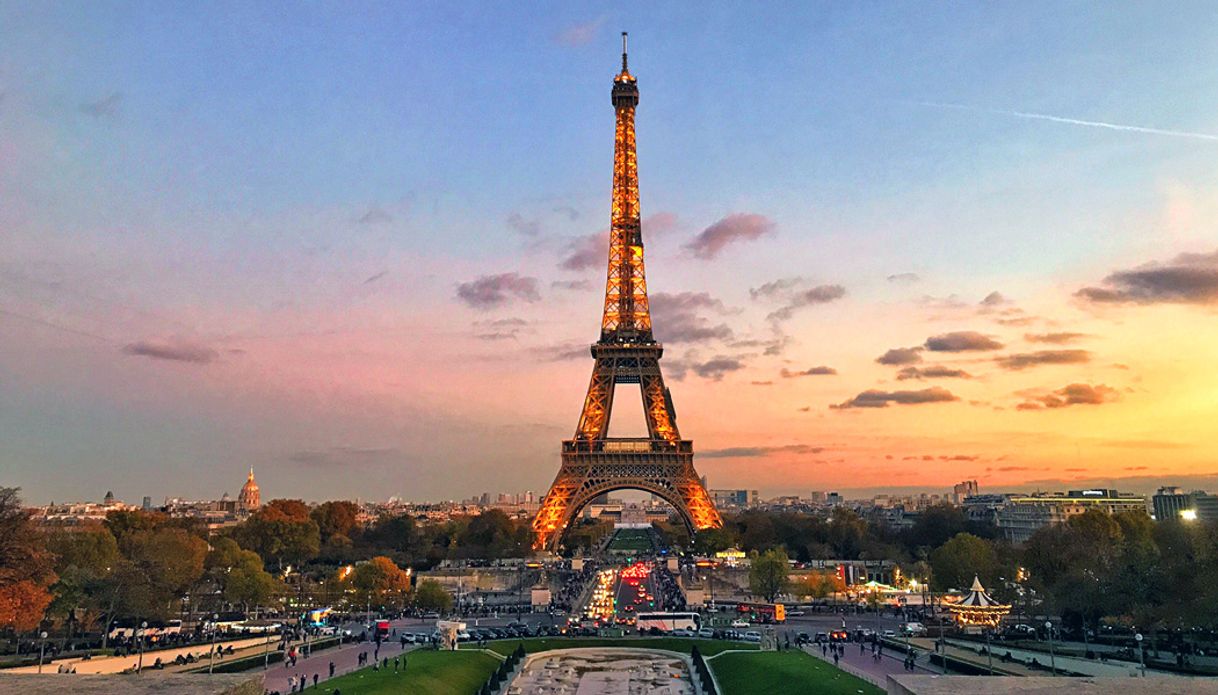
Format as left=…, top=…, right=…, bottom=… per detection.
left=737, top=602, right=786, bottom=624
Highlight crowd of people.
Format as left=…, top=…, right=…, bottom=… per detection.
left=551, top=560, right=598, bottom=613
left=653, top=565, right=686, bottom=611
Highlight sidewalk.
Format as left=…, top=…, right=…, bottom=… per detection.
left=4, top=636, right=270, bottom=675
left=803, top=643, right=937, bottom=688
left=262, top=638, right=416, bottom=693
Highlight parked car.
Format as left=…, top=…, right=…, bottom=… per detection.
left=671, top=628, right=694, bottom=637
left=744, top=631, right=763, bottom=643
left=813, top=632, right=829, bottom=644
left=697, top=628, right=715, bottom=639
left=730, top=619, right=750, bottom=628
left=882, top=629, right=897, bottom=639
left=901, top=622, right=927, bottom=637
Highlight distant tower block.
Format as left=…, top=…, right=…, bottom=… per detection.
left=239, top=467, right=261, bottom=512
left=532, top=34, right=722, bottom=551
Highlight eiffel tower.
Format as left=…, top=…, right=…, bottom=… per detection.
left=533, top=34, right=723, bottom=551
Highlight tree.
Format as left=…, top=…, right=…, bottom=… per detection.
left=103, top=509, right=167, bottom=544
left=233, top=501, right=321, bottom=570
left=205, top=538, right=281, bottom=614
left=110, top=527, right=208, bottom=620
left=46, top=527, right=120, bottom=631
left=749, top=548, right=790, bottom=602
left=929, top=533, right=998, bottom=592
left=0, top=488, right=56, bottom=631
left=311, top=501, right=360, bottom=543
left=691, top=526, right=737, bottom=555
left=791, top=570, right=845, bottom=600
left=455, top=510, right=521, bottom=559
left=413, top=578, right=453, bottom=613
left=347, top=556, right=412, bottom=608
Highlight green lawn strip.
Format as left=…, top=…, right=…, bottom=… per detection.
left=711, top=650, right=883, bottom=695
left=318, top=650, right=500, bottom=695
left=485, top=637, right=756, bottom=658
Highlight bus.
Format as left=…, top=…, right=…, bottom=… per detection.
left=737, top=602, right=786, bottom=624
left=636, top=612, right=700, bottom=633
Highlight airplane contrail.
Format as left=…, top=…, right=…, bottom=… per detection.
left=915, top=100, right=1218, bottom=142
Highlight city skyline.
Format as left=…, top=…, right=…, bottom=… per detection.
left=4, top=4, right=1218, bottom=505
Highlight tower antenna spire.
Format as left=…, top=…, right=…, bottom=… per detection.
left=621, top=31, right=628, bottom=73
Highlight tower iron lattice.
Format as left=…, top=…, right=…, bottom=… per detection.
left=532, top=34, right=723, bottom=551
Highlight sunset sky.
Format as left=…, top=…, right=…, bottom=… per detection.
left=3, top=3, right=1218, bottom=505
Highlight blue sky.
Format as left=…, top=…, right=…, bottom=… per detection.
left=4, top=2, right=1218, bottom=504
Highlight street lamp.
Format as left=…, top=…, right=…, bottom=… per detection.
left=985, top=627, right=993, bottom=675
left=208, top=613, right=219, bottom=675
left=1044, top=621, right=1056, bottom=676
left=37, top=631, right=48, bottom=674
left=263, top=629, right=272, bottom=670
left=137, top=622, right=148, bottom=673
left=1135, top=632, right=1145, bottom=677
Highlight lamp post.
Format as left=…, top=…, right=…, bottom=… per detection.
left=1044, top=621, right=1056, bottom=676
left=263, top=630, right=272, bottom=670
left=137, top=622, right=147, bottom=673
left=1135, top=633, right=1145, bottom=677
left=37, top=631, right=48, bottom=674
left=208, top=613, right=219, bottom=675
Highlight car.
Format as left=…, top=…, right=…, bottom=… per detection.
left=795, top=631, right=810, bottom=645
left=786, top=610, right=806, bottom=617
left=730, top=619, right=750, bottom=628
left=744, top=630, right=762, bottom=643
left=901, top=622, right=927, bottom=637
left=422, top=612, right=440, bottom=620
left=316, top=626, right=337, bottom=636
left=697, top=628, right=715, bottom=639
left=882, top=629, right=897, bottom=639
left=671, top=628, right=694, bottom=637
left=814, top=632, right=828, bottom=644
left=830, top=630, right=849, bottom=643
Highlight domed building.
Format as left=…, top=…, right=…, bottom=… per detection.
left=238, top=467, right=261, bottom=513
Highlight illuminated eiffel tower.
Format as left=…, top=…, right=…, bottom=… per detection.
left=533, top=34, right=722, bottom=551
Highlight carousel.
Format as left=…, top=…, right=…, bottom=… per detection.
left=947, top=575, right=1011, bottom=629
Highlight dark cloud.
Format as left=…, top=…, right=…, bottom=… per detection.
left=554, top=18, right=605, bottom=46
left=363, top=270, right=389, bottom=284
left=924, top=331, right=1004, bottom=352
left=80, top=92, right=122, bottom=118
left=477, top=317, right=529, bottom=329
left=1076, top=249, right=1218, bottom=305
left=767, top=284, right=846, bottom=321
left=289, top=446, right=399, bottom=468
left=700, top=444, right=826, bottom=459
left=559, top=231, right=607, bottom=271
left=896, top=366, right=972, bottom=380
left=650, top=292, right=733, bottom=344
left=996, top=349, right=1091, bottom=370
left=1017, top=383, right=1118, bottom=410
left=832, top=387, right=959, bottom=409
left=122, top=338, right=218, bottom=364
left=749, top=277, right=804, bottom=300
left=979, top=291, right=1010, bottom=307
left=1025, top=332, right=1088, bottom=344
left=506, top=212, right=541, bottom=236
left=553, top=205, right=581, bottom=221
left=887, top=273, right=921, bottom=284
left=876, top=347, right=924, bottom=365
left=535, top=342, right=588, bottom=361
left=456, top=273, right=541, bottom=309
left=684, top=213, right=774, bottom=260
left=690, top=356, right=744, bottom=381
left=780, top=366, right=837, bottom=378
left=551, top=279, right=593, bottom=291
left=358, top=207, right=393, bottom=224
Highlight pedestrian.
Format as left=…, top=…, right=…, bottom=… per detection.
left=833, top=650, right=840, bottom=667
left=313, top=673, right=319, bottom=688
left=288, top=674, right=296, bottom=692
left=859, top=641, right=865, bottom=656
left=393, top=656, right=399, bottom=673
left=329, top=661, right=335, bottom=678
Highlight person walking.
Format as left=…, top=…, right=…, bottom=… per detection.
left=833, top=650, right=840, bottom=667
left=329, top=661, right=335, bottom=678
left=312, top=673, right=319, bottom=688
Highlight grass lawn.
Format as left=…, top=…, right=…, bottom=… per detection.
left=486, top=637, right=756, bottom=658
left=606, top=528, right=656, bottom=552
left=317, top=650, right=500, bottom=695
left=712, top=651, right=883, bottom=695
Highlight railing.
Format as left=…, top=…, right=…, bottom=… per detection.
left=690, top=644, right=719, bottom=694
